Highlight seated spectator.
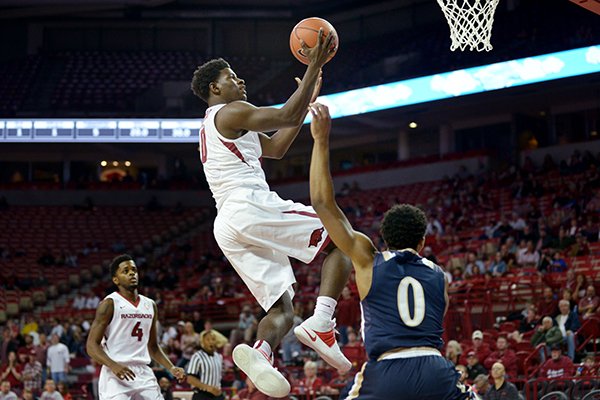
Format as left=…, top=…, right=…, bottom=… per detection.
left=555, top=299, right=580, bottom=360
left=569, top=234, right=590, bottom=257
left=575, top=355, right=597, bottom=377
left=72, top=293, right=86, bottom=310
left=466, top=351, right=488, bottom=381
left=578, top=285, right=599, bottom=320
left=336, top=286, right=361, bottom=346
left=40, top=379, right=63, bottom=400
left=485, top=363, right=518, bottom=400
left=483, top=337, right=518, bottom=379
left=488, top=252, right=507, bottom=277
left=464, top=252, right=485, bottom=279
left=56, top=382, right=72, bottom=400
left=229, top=305, right=257, bottom=347
left=460, top=330, right=491, bottom=365
left=537, top=287, right=558, bottom=318
left=539, top=251, right=567, bottom=273
left=561, top=288, right=577, bottom=311
left=532, top=316, right=563, bottom=362
left=538, top=345, right=574, bottom=379
left=21, top=349, right=42, bottom=395
left=233, top=377, right=269, bottom=400
left=84, top=293, right=100, bottom=310
left=572, top=274, right=588, bottom=302
left=342, top=329, right=366, bottom=369
left=0, top=380, right=17, bottom=400
left=472, top=374, right=490, bottom=397
left=280, top=306, right=303, bottom=365
left=0, top=352, right=22, bottom=391
left=445, top=340, right=462, bottom=366
left=295, top=361, right=323, bottom=396
left=455, top=365, right=468, bottom=384
left=21, top=388, right=34, bottom=400
left=327, top=369, right=352, bottom=393
left=178, top=322, right=200, bottom=369
left=517, top=240, right=539, bottom=267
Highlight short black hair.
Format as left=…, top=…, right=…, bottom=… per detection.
left=380, top=204, right=427, bottom=250
left=110, top=254, right=133, bottom=277
left=191, top=58, right=230, bottom=102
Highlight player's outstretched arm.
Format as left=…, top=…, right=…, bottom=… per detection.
left=308, top=103, right=377, bottom=295
left=148, top=302, right=186, bottom=382
left=86, top=299, right=136, bottom=381
left=259, top=70, right=322, bottom=159
left=217, top=30, right=334, bottom=136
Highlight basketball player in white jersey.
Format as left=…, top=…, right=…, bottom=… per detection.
left=86, top=254, right=186, bottom=400
left=190, top=30, right=352, bottom=398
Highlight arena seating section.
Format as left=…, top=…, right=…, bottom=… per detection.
left=0, top=151, right=599, bottom=399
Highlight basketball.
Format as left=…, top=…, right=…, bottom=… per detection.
left=289, top=17, right=339, bottom=65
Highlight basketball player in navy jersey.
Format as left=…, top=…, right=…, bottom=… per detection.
left=86, top=255, right=186, bottom=399
left=307, top=103, right=474, bottom=400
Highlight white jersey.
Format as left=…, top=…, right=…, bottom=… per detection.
left=199, top=103, right=270, bottom=210
left=102, top=292, right=154, bottom=365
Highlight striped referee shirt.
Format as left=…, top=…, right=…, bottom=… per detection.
left=186, top=348, right=223, bottom=390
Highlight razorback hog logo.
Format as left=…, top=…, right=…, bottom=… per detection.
left=308, top=227, right=324, bottom=247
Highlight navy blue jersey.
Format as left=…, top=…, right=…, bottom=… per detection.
left=361, top=249, right=446, bottom=360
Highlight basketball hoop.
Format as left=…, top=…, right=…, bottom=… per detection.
left=437, top=0, right=500, bottom=52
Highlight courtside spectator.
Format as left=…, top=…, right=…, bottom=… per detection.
left=532, top=316, right=563, bottom=362
left=461, top=330, right=491, bottom=365
left=473, top=374, right=490, bottom=397
left=466, top=351, right=488, bottom=380
left=485, top=363, right=518, bottom=400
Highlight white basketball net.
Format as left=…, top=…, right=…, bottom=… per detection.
left=437, top=0, right=500, bottom=51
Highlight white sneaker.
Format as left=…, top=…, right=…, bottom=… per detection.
left=294, top=316, right=352, bottom=372
left=232, top=344, right=291, bottom=398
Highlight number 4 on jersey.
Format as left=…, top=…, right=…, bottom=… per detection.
left=131, top=321, right=143, bottom=341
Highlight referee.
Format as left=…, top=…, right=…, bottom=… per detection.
left=186, top=330, right=224, bottom=400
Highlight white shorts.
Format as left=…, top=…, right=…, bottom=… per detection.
left=214, top=189, right=330, bottom=311
left=99, top=364, right=163, bottom=400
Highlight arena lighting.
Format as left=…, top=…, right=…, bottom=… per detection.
left=125, top=161, right=132, bottom=167
left=1, top=45, right=598, bottom=143
left=409, top=122, right=418, bottom=129
left=100, top=160, right=107, bottom=167
left=112, top=161, right=119, bottom=166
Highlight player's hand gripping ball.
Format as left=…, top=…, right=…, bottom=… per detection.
left=289, top=17, right=338, bottom=65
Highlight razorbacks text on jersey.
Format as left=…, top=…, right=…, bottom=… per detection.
left=102, top=292, right=154, bottom=365
left=199, top=104, right=270, bottom=210
left=361, top=248, right=446, bottom=360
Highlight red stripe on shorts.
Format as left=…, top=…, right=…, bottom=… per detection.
left=282, top=210, right=319, bottom=218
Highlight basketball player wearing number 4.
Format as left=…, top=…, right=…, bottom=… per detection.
left=190, top=28, right=352, bottom=398
left=308, top=103, right=476, bottom=400
left=86, top=255, right=186, bottom=400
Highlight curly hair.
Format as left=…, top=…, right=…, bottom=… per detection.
left=110, top=254, right=134, bottom=277
left=191, top=58, right=230, bottom=103
left=380, top=204, right=427, bottom=250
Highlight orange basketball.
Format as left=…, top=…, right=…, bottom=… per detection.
left=289, top=17, right=339, bottom=65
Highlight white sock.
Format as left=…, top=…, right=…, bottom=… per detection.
left=253, top=340, right=272, bottom=361
left=314, top=296, right=337, bottom=321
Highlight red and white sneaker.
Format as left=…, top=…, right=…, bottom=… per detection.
left=232, top=344, right=290, bottom=398
left=294, top=316, right=352, bottom=372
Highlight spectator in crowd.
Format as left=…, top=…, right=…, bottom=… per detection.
left=84, top=292, right=100, bottom=310
left=483, top=337, right=518, bottom=379
left=35, top=334, right=49, bottom=385
left=445, top=340, right=462, bottom=366
left=455, top=365, right=467, bottom=384
left=517, top=241, right=539, bottom=267
left=341, top=329, right=366, bottom=369
left=464, top=252, right=485, bottom=279
left=178, top=322, right=200, bottom=369
left=561, top=288, right=577, bottom=311
left=49, top=320, right=64, bottom=339
left=485, top=362, right=518, bottom=400
left=466, top=351, right=488, bottom=381
left=538, top=345, right=574, bottom=379
left=575, top=355, right=597, bottom=377
left=326, top=369, right=353, bottom=394
left=296, top=361, right=323, bottom=396
left=230, top=305, right=257, bottom=347
left=0, top=330, right=18, bottom=366
left=578, top=285, right=599, bottom=320
left=532, top=316, right=563, bottom=362
left=572, top=274, right=588, bottom=302
left=0, top=352, right=22, bottom=391
left=159, top=377, right=174, bottom=400
left=200, top=320, right=228, bottom=350
left=537, top=287, right=558, bottom=318
left=72, top=293, right=86, bottom=310
left=555, top=299, right=580, bottom=360
left=472, top=374, right=490, bottom=397
left=186, top=330, right=224, bottom=400
left=39, top=379, right=63, bottom=400
left=21, top=349, right=42, bottom=395
left=335, top=286, right=360, bottom=346
left=21, top=388, right=34, bottom=400
left=56, top=382, right=72, bottom=400
left=508, top=303, right=538, bottom=343
left=488, top=252, right=507, bottom=277
left=233, top=377, right=269, bottom=400
left=0, top=381, right=17, bottom=400
left=280, top=305, right=303, bottom=365
left=461, top=330, right=491, bottom=365
left=46, top=335, right=69, bottom=384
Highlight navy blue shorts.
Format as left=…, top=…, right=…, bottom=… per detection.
left=344, top=355, right=471, bottom=400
